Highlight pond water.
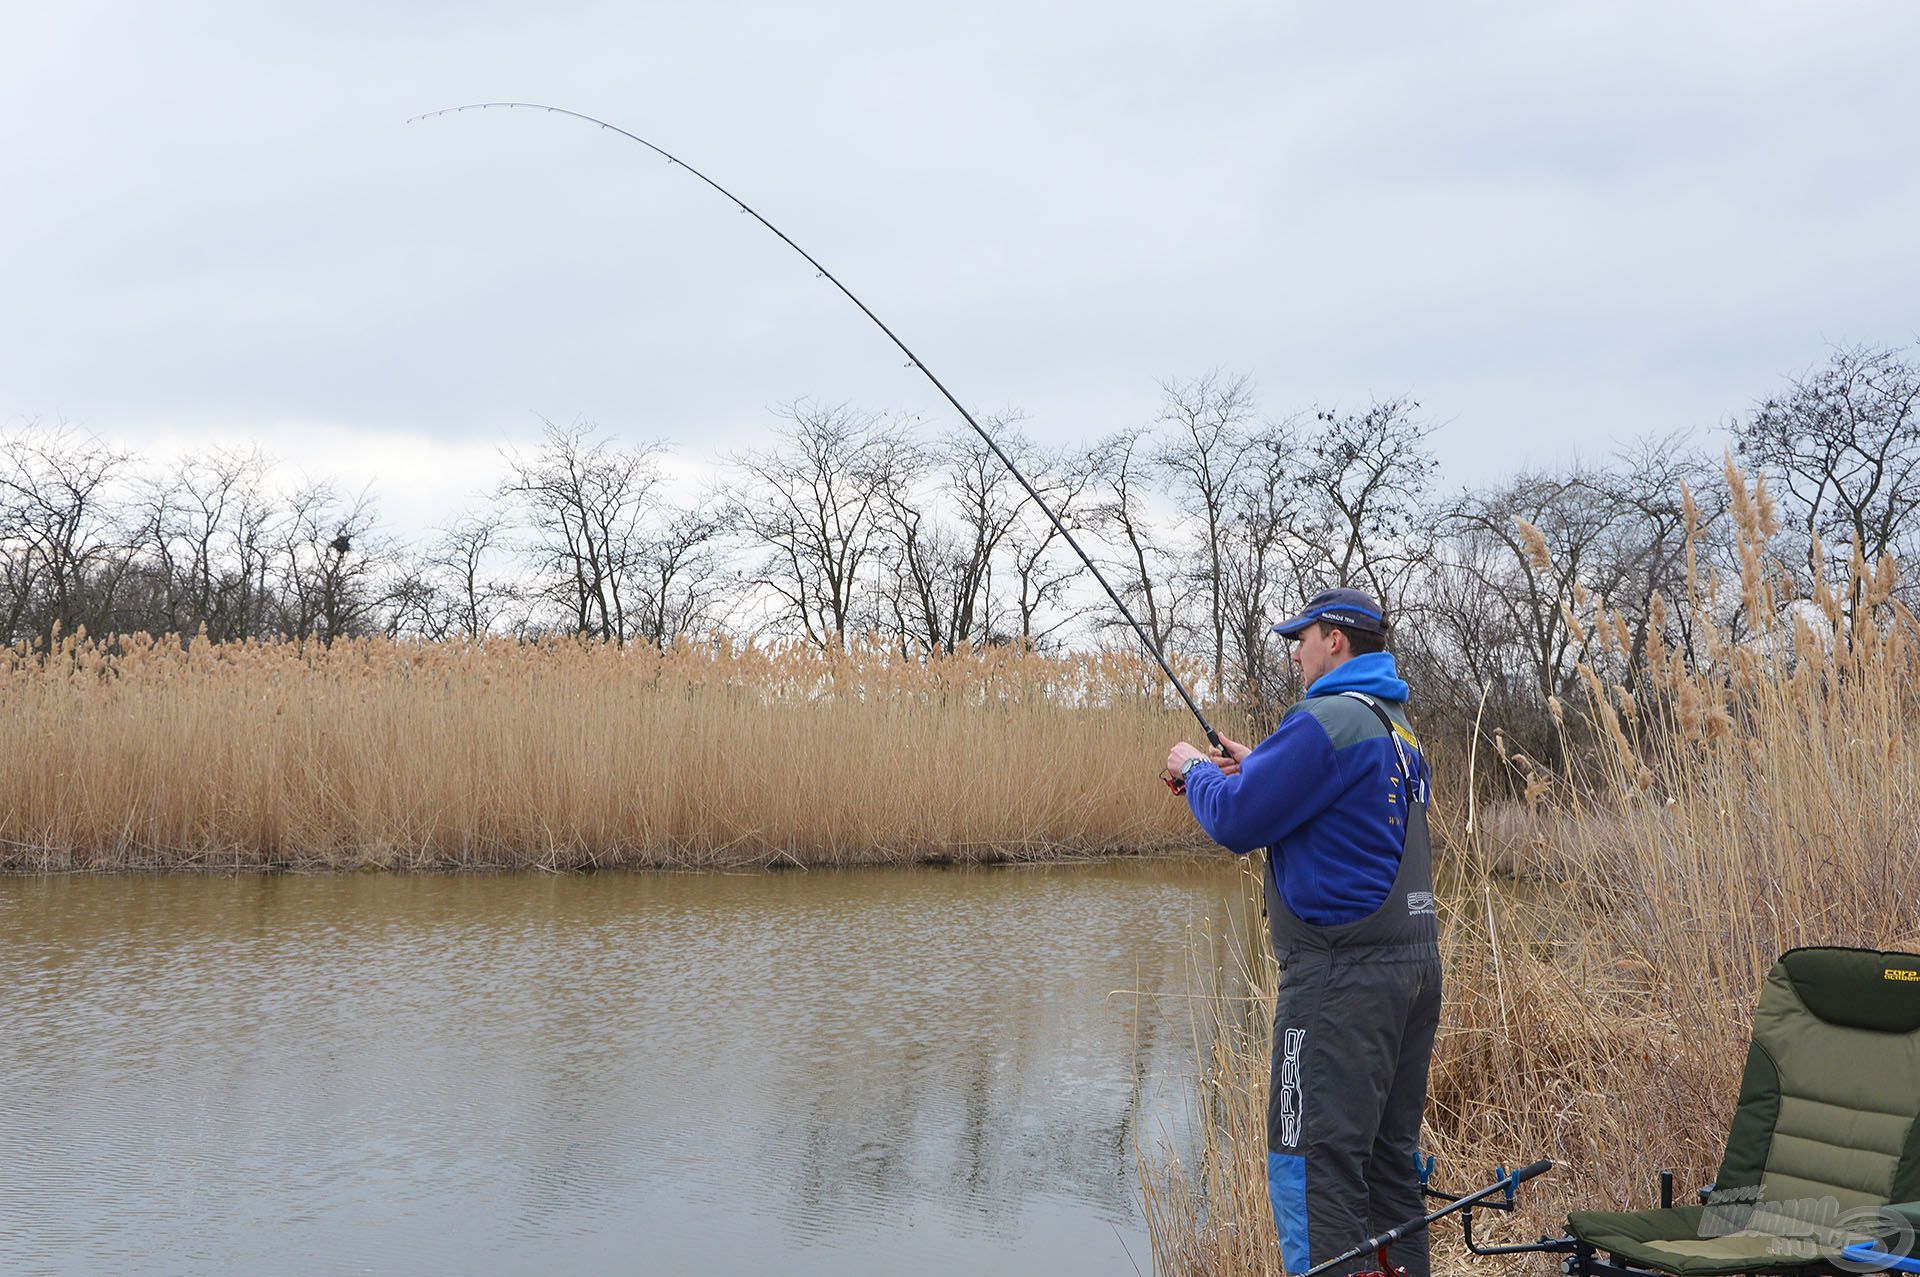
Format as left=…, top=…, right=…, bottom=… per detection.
left=0, top=860, right=1257, bottom=1276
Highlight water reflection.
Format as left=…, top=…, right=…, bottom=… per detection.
left=0, top=861, right=1254, bottom=1276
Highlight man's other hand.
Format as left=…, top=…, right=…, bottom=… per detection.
left=1165, top=741, right=1208, bottom=781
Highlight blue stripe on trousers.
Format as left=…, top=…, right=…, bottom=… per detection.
left=1268, top=1150, right=1310, bottom=1273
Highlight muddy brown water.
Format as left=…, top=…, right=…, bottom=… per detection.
left=0, top=860, right=1256, bottom=1276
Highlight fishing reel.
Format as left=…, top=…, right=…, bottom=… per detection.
left=1349, top=1247, right=1408, bottom=1277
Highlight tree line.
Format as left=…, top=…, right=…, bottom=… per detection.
left=7, top=342, right=1917, bottom=769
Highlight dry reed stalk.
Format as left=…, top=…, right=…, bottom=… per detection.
left=0, top=633, right=1221, bottom=870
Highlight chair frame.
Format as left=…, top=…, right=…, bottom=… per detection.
left=1438, top=1168, right=1899, bottom=1277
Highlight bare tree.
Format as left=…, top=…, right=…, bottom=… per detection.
left=1001, top=444, right=1093, bottom=647
left=0, top=425, right=131, bottom=642
left=1154, top=371, right=1257, bottom=697
left=1291, top=397, right=1439, bottom=603
left=1734, top=343, right=1920, bottom=610
left=1394, top=510, right=1536, bottom=752
left=629, top=499, right=731, bottom=646
left=733, top=402, right=913, bottom=649
left=1444, top=471, right=1613, bottom=703
left=271, top=482, right=387, bottom=644
left=129, top=446, right=281, bottom=640
left=1088, top=425, right=1190, bottom=659
left=879, top=421, right=1033, bottom=653
left=1588, top=436, right=1724, bottom=672
left=400, top=511, right=517, bottom=639
left=501, top=419, right=668, bottom=642
left=0, top=426, right=131, bottom=637
left=1217, top=417, right=1302, bottom=712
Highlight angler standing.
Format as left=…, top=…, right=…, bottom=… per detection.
left=1165, top=587, right=1441, bottom=1277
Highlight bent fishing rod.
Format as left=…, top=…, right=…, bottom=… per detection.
left=408, top=101, right=1224, bottom=760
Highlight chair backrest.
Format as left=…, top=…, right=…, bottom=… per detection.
left=1714, top=947, right=1920, bottom=1213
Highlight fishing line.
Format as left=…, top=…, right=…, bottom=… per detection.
left=409, top=101, right=1224, bottom=757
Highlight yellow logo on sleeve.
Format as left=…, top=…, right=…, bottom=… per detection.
left=1886, top=968, right=1920, bottom=983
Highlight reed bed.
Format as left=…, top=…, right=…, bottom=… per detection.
left=1141, top=463, right=1920, bottom=1276
left=0, top=631, right=1216, bottom=870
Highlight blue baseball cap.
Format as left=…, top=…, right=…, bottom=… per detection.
left=1271, top=587, right=1387, bottom=638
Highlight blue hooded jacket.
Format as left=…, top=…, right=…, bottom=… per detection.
left=1182, top=652, right=1427, bottom=925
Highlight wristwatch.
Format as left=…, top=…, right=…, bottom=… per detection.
left=1181, top=756, right=1208, bottom=783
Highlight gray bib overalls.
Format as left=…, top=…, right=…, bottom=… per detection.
left=1264, top=692, right=1444, bottom=1277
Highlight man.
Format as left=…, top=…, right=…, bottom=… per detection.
left=1165, top=586, right=1441, bottom=1277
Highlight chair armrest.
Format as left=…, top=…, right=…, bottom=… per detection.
left=1884, top=1203, right=1920, bottom=1248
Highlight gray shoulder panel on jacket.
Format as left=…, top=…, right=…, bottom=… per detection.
left=1290, top=694, right=1391, bottom=751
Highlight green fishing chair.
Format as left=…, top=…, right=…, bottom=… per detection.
left=1534, top=947, right=1920, bottom=1277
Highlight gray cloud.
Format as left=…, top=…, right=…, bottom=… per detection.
left=5, top=0, right=1918, bottom=524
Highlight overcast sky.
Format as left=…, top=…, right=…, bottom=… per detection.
left=5, top=2, right=1919, bottom=537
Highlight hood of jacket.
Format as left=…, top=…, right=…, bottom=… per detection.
left=1306, top=650, right=1410, bottom=702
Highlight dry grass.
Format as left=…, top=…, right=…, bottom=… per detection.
left=1142, top=462, right=1920, bottom=1276
left=0, top=630, right=1218, bottom=870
